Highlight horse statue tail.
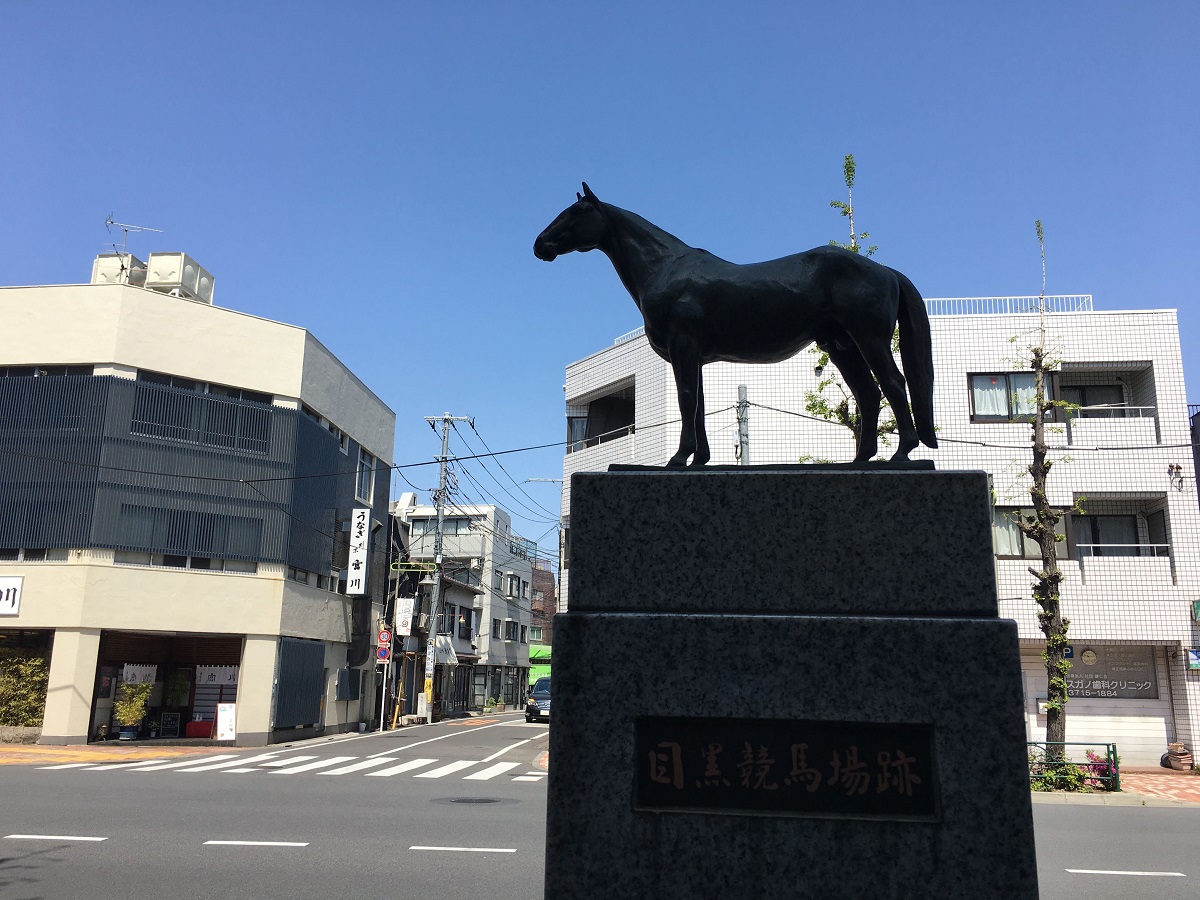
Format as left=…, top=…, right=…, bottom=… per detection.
left=895, top=270, right=938, bottom=449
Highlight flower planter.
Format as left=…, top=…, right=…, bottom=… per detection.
left=118, top=725, right=139, bottom=741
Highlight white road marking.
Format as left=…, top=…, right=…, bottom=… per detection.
left=82, top=759, right=171, bottom=771
left=365, top=757, right=437, bottom=777
left=464, top=762, right=520, bottom=780
left=270, top=756, right=357, bottom=775
left=320, top=758, right=399, bottom=775
left=177, top=754, right=281, bottom=773
left=513, top=775, right=544, bottom=782
left=5, top=834, right=107, bottom=842
left=365, top=715, right=528, bottom=758
left=1066, top=869, right=1186, bottom=877
left=258, top=755, right=317, bottom=767
left=135, top=754, right=241, bottom=772
left=415, top=760, right=477, bottom=779
left=204, top=840, right=309, bottom=847
left=37, top=763, right=92, bottom=770
left=481, top=733, right=546, bottom=763
left=409, top=845, right=516, bottom=853
left=222, top=768, right=262, bottom=774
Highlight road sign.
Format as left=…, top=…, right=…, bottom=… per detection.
left=376, top=645, right=391, bottom=663
left=378, top=628, right=392, bottom=645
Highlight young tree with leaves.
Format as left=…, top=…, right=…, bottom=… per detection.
left=1016, top=219, right=1072, bottom=761
left=804, top=154, right=893, bottom=457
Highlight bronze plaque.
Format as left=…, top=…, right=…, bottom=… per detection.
left=635, top=716, right=939, bottom=821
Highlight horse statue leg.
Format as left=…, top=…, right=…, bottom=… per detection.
left=666, top=334, right=705, bottom=467
left=856, top=335, right=921, bottom=461
left=820, top=342, right=882, bottom=463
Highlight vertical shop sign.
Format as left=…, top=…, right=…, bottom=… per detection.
left=347, top=508, right=370, bottom=596
left=396, top=596, right=415, bottom=637
left=216, top=703, right=237, bottom=741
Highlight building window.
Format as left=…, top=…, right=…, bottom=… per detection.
left=566, top=382, right=636, bottom=452
left=458, top=610, right=474, bottom=639
left=114, top=551, right=258, bottom=574
left=492, top=618, right=502, bottom=639
left=356, top=447, right=375, bottom=503
left=991, top=508, right=1069, bottom=560
left=493, top=569, right=504, bottom=591
left=969, top=373, right=1043, bottom=421
left=504, top=620, right=519, bottom=642
left=530, top=625, right=543, bottom=642
left=1060, top=384, right=1125, bottom=418
left=520, top=625, right=528, bottom=644
left=441, top=603, right=456, bottom=634
left=1075, top=514, right=1166, bottom=558
left=0, top=548, right=68, bottom=562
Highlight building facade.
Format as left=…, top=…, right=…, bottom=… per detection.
left=561, top=296, right=1200, bottom=765
left=0, top=253, right=394, bottom=745
left=393, top=500, right=535, bottom=712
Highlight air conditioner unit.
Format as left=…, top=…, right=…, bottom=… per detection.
left=145, top=252, right=215, bottom=304
left=91, top=253, right=146, bottom=286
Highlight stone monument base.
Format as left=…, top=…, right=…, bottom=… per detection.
left=545, top=469, right=1038, bottom=899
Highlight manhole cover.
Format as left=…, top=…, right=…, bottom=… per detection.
left=450, top=797, right=500, bottom=804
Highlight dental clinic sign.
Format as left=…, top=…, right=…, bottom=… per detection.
left=0, top=576, right=22, bottom=616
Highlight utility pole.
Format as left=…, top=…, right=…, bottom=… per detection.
left=736, top=385, right=750, bottom=465
left=423, top=412, right=471, bottom=724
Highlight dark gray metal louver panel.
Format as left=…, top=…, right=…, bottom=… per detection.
left=275, top=637, right=326, bottom=728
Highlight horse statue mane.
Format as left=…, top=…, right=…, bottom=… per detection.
left=535, top=183, right=937, bottom=468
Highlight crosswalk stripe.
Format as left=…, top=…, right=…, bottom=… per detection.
left=259, top=756, right=317, bottom=768
left=365, top=757, right=438, bottom=777
left=38, top=763, right=93, bottom=770
left=415, top=760, right=477, bottom=779
left=83, top=759, right=171, bottom=771
left=320, top=758, right=400, bottom=775
left=221, top=768, right=263, bottom=774
left=464, top=762, right=520, bottom=781
left=269, top=756, right=357, bottom=775
left=177, top=754, right=282, bottom=773
left=513, top=775, right=544, bottom=782
left=135, top=755, right=241, bottom=772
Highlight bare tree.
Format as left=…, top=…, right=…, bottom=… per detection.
left=1016, top=219, right=1072, bottom=760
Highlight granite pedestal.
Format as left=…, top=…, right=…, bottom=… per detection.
left=545, top=469, right=1038, bottom=900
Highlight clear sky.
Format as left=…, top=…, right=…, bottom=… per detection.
left=3, top=2, right=1197, bottom=551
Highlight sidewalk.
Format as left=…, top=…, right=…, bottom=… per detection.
left=1030, top=765, right=1200, bottom=807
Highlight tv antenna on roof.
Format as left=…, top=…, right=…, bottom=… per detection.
left=104, top=215, right=162, bottom=257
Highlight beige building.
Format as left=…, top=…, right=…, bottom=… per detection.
left=0, top=252, right=394, bottom=745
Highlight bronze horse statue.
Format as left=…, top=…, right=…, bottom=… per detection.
left=534, top=183, right=937, bottom=467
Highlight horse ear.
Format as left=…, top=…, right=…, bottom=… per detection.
left=582, top=182, right=599, bottom=204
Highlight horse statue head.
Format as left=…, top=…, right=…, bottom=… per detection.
left=534, top=183, right=608, bottom=262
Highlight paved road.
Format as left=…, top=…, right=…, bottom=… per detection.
left=4, top=719, right=1199, bottom=900
left=1, top=715, right=548, bottom=900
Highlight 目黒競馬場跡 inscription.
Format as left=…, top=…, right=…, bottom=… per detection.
left=635, top=716, right=939, bottom=821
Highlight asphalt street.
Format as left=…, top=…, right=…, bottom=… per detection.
left=3, top=716, right=1199, bottom=900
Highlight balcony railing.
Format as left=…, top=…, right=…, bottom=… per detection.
left=1067, top=404, right=1155, bottom=420
left=924, top=295, right=1093, bottom=316
left=1075, top=543, right=1170, bottom=560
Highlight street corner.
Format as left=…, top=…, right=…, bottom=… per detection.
left=0, top=742, right=234, bottom=767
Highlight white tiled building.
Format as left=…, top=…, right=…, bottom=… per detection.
left=561, top=296, right=1200, bottom=766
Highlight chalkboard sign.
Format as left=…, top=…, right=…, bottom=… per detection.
left=635, top=716, right=939, bottom=821
left=160, top=712, right=181, bottom=739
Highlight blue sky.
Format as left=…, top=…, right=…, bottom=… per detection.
left=3, top=2, right=1197, bottom=548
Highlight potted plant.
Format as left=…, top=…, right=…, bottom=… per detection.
left=113, top=681, right=153, bottom=740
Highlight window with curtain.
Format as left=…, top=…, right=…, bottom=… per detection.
left=970, top=373, right=1042, bottom=421
left=991, top=507, right=1069, bottom=560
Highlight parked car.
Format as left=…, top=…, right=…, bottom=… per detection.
left=526, top=676, right=551, bottom=722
